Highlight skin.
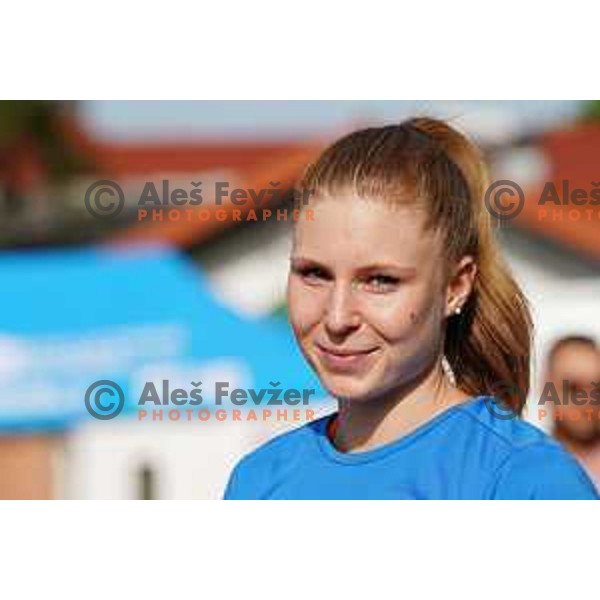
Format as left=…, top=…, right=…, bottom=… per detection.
left=548, top=343, right=600, bottom=443
left=287, top=196, right=477, bottom=453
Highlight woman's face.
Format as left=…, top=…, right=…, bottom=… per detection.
left=288, top=196, right=463, bottom=402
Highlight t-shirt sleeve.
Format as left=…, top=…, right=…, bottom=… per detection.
left=223, top=455, right=264, bottom=500
left=223, top=463, right=240, bottom=500
left=223, top=461, right=251, bottom=500
left=490, top=443, right=600, bottom=500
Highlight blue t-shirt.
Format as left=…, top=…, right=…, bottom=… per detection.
left=224, top=396, right=599, bottom=499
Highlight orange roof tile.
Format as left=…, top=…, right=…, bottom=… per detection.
left=106, top=142, right=323, bottom=248
left=512, top=123, right=600, bottom=261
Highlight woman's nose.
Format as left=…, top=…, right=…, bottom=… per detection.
left=324, top=283, right=361, bottom=336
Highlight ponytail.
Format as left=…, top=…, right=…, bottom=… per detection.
left=407, top=117, right=532, bottom=411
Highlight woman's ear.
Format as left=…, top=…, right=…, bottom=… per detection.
left=445, top=256, right=477, bottom=318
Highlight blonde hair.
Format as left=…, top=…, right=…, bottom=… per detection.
left=297, top=117, right=532, bottom=412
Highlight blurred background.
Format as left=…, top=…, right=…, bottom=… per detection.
left=1, top=100, right=599, bottom=499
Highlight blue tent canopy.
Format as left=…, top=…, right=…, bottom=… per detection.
left=0, top=246, right=324, bottom=431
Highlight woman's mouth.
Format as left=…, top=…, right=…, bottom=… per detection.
left=314, top=343, right=380, bottom=373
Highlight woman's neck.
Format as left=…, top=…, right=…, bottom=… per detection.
left=332, top=360, right=471, bottom=453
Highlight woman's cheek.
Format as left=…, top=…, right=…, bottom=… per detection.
left=364, top=292, right=427, bottom=340
left=288, top=283, right=323, bottom=337
left=401, top=293, right=446, bottom=347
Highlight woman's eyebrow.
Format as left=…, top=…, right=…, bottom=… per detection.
left=289, top=256, right=331, bottom=271
left=290, top=255, right=329, bottom=264
left=290, top=257, right=416, bottom=277
left=355, top=264, right=417, bottom=277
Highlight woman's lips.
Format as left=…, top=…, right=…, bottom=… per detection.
left=315, top=344, right=379, bottom=373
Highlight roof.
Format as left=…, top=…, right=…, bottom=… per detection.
left=512, top=123, right=600, bottom=261
left=47, top=113, right=600, bottom=262
left=104, top=141, right=323, bottom=248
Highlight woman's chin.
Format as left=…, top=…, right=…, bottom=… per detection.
left=320, top=374, right=380, bottom=402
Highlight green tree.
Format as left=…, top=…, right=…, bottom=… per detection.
left=579, top=100, right=600, bottom=121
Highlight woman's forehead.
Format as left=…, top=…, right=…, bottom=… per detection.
left=292, top=197, right=442, bottom=264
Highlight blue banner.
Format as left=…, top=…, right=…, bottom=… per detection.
left=0, top=246, right=324, bottom=431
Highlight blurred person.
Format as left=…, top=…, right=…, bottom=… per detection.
left=546, top=336, right=600, bottom=488
left=224, top=118, right=598, bottom=499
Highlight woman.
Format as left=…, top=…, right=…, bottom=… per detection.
left=224, top=117, right=598, bottom=499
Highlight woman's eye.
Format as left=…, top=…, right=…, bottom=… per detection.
left=364, top=275, right=400, bottom=292
left=295, top=266, right=329, bottom=283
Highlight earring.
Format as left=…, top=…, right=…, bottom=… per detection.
left=450, top=295, right=465, bottom=316
left=441, top=355, right=457, bottom=387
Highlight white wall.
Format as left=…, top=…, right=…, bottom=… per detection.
left=62, top=418, right=269, bottom=499
left=62, top=399, right=336, bottom=500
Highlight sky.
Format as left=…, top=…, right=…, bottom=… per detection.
left=79, top=100, right=582, bottom=144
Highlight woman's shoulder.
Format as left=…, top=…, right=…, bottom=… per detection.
left=455, top=396, right=554, bottom=449
left=489, top=441, right=599, bottom=499
left=456, top=397, right=599, bottom=499
left=223, top=415, right=331, bottom=499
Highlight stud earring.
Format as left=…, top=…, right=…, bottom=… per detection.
left=450, top=295, right=466, bottom=316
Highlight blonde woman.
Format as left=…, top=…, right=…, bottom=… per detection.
left=224, top=118, right=598, bottom=500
